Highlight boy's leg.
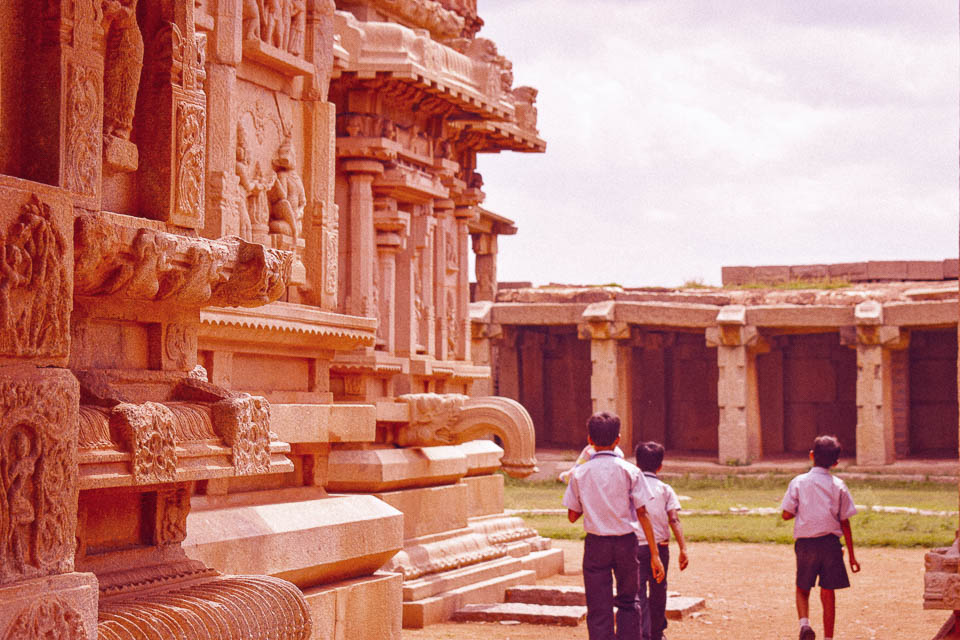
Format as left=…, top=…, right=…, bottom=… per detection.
left=636, top=545, right=652, bottom=640
left=820, top=588, right=835, bottom=638
left=648, top=545, right=669, bottom=640
left=584, top=534, right=615, bottom=640
left=612, top=533, right=641, bottom=640
left=796, top=587, right=811, bottom=620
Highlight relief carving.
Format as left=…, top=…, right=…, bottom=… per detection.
left=0, top=195, right=71, bottom=359
left=244, top=0, right=308, bottom=56
left=102, top=0, right=143, bottom=173
left=65, top=64, right=101, bottom=198
left=322, top=229, right=338, bottom=296
left=3, top=597, right=85, bottom=640
left=110, top=402, right=178, bottom=484
left=175, top=102, right=206, bottom=219
left=164, top=323, right=194, bottom=370
left=154, top=486, right=189, bottom=545
left=268, top=135, right=306, bottom=239
left=211, top=395, right=271, bottom=475
left=511, top=86, right=539, bottom=133
left=397, top=393, right=467, bottom=444
left=445, top=289, right=457, bottom=353
left=0, top=377, right=78, bottom=584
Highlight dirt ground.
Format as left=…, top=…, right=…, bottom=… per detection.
left=404, top=540, right=946, bottom=640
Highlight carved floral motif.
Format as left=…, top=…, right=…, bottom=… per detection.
left=65, top=64, right=100, bottom=197
left=0, top=376, right=77, bottom=584
left=212, top=395, right=271, bottom=475
left=0, top=195, right=71, bottom=359
left=323, top=230, right=338, bottom=296
left=3, top=597, right=85, bottom=640
left=175, top=102, right=206, bottom=219
left=110, top=402, right=178, bottom=484
left=155, top=486, right=189, bottom=545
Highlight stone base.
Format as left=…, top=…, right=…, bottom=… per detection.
left=666, top=596, right=706, bottom=620
left=453, top=602, right=587, bottom=626
left=303, top=571, right=402, bottom=640
left=375, top=483, right=468, bottom=539
left=463, top=474, right=504, bottom=517
left=0, top=572, right=99, bottom=640
left=403, top=568, right=536, bottom=628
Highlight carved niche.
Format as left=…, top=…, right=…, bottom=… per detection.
left=0, top=373, right=79, bottom=585
left=243, top=0, right=308, bottom=56
left=2, top=596, right=86, bottom=640
left=102, top=0, right=144, bottom=173
left=0, top=193, right=71, bottom=360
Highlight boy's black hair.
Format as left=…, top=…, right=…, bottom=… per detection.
left=587, top=411, right=620, bottom=447
left=635, top=441, right=665, bottom=472
left=812, top=435, right=842, bottom=468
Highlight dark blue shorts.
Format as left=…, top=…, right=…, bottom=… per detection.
left=795, top=534, right=850, bottom=590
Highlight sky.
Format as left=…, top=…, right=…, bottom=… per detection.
left=473, top=0, right=959, bottom=287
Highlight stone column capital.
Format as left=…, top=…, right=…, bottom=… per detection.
left=705, top=325, right=762, bottom=349
left=840, top=324, right=909, bottom=349
left=471, top=232, right=498, bottom=256
left=341, top=159, right=385, bottom=176
left=578, top=321, right=630, bottom=341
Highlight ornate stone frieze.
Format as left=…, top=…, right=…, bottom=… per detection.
left=174, top=101, right=207, bottom=219
left=243, top=0, right=309, bottom=56
left=396, top=394, right=537, bottom=477
left=110, top=402, right=178, bottom=484
left=98, top=574, right=312, bottom=640
left=74, top=214, right=293, bottom=307
left=0, top=371, right=79, bottom=585
left=365, top=0, right=465, bottom=40
left=211, top=395, right=272, bottom=475
left=2, top=596, right=86, bottom=640
left=0, top=192, right=72, bottom=361
left=64, top=63, right=102, bottom=197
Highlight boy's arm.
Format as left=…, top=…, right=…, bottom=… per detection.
left=840, top=518, right=860, bottom=573
left=567, top=509, right=581, bottom=523
left=667, top=509, right=688, bottom=570
left=637, top=506, right=665, bottom=582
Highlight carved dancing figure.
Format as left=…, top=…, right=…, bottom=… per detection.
left=286, top=0, right=306, bottom=55
left=242, top=0, right=261, bottom=39
left=102, top=0, right=144, bottom=141
left=5, top=429, right=38, bottom=572
left=260, top=0, right=283, bottom=48
left=267, top=136, right=306, bottom=238
left=236, top=126, right=270, bottom=235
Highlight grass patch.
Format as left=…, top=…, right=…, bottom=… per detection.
left=505, top=474, right=958, bottom=547
left=724, top=277, right=851, bottom=290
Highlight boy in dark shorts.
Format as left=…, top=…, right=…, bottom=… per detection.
left=781, top=435, right=860, bottom=640
left=563, top=412, right=665, bottom=640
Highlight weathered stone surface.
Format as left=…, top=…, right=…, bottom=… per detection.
left=452, top=602, right=587, bottom=626
left=506, top=585, right=586, bottom=606
left=666, top=596, right=707, bottom=619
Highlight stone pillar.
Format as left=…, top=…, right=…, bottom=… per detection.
left=472, top=233, right=499, bottom=302
left=433, top=199, right=455, bottom=360
left=843, top=301, right=909, bottom=466
left=706, top=305, right=767, bottom=465
left=497, top=326, right=522, bottom=401
left=373, top=197, right=409, bottom=352
left=0, top=180, right=98, bottom=638
left=342, top=160, right=383, bottom=317
left=579, top=301, right=634, bottom=454
left=454, top=206, right=475, bottom=361
left=470, top=301, right=500, bottom=397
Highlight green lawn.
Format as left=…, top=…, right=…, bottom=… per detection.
left=505, top=474, right=958, bottom=548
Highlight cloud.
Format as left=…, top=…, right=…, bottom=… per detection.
left=476, top=1, right=958, bottom=286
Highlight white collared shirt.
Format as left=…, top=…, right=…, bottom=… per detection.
left=562, top=451, right=654, bottom=536
left=637, top=472, right=681, bottom=546
left=780, top=466, right=857, bottom=539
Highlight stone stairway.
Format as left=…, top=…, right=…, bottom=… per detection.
left=452, top=585, right=706, bottom=626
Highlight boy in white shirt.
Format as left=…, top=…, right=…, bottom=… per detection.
left=635, top=442, right=688, bottom=640
left=781, top=435, right=860, bottom=640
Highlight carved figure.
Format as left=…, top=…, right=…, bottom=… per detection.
left=381, top=119, right=398, bottom=141
left=3, top=597, right=86, bottom=640
left=175, top=102, right=206, bottom=218
left=261, top=0, right=284, bottom=48
left=102, top=0, right=143, bottom=142
left=243, top=0, right=261, bottom=39
left=268, top=136, right=306, bottom=239
left=287, top=0, right=306, bottom=55
left=236, top=126, right=270, bottom=235
left=344, top=115, right=363, bottom=137
left=5, top=428, right=38, bottom=573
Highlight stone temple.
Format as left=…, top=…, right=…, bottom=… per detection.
left=0, top=0, right=958, bottom=638
left=0, top=0, right=558, bottom=637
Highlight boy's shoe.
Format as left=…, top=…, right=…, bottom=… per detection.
left=798, top=625, right=815, bottom=640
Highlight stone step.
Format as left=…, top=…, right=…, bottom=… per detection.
left=666, top=596, right=706, bottom=620
left=506, top=585, right=586, bottom=606
left=453, top=602, right=588, bottom=626
left=402, top=569, right=537, bottom=628
left=506, top=585, right=706, bottom=620
left=402, top=555, right=524, bottom=602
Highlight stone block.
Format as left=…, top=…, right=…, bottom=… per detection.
left=828, top=262, right=868, bottom=281
left=518, top=547, right=565, bottom=579
left=666, top=596, right=706, bottom=619
left=327, top=446, right=468, bottom=492
left=183, top=494, right=403, bottom=588
left=943, top=259, right=959, bottom=279
left=459, top=439, right=504, bottom=475
left=463, top=474, right=504, bottom=517
left=328, top=403, right=377, bottom=442
left=0, top=177, right=73, bottom=365
left=0, top=572, right=99, bottom=640
left=303, top=571, right=402, bottom=640
left=402, top=556, right=523, bottom=602
left=452, top=602, right=587, bottom=626
left=506, top=585, right=586, bottom=606
left=754, top=265, right=790, bottom=283
left=270, top=404, right=331, bottom=443
left=790, top=264, right=829, bottom=280
left=374, top=483, right=469, bottom=539
left=907, top=261, right=945, bottom=281
left=403, top=569, right=536, bottom=628
left=721, top=266, right=755, bottom=285
left=867, top=260, right=908, bottom=281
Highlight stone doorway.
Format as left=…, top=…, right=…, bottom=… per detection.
left=907, top=328, right=958, bottom=458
